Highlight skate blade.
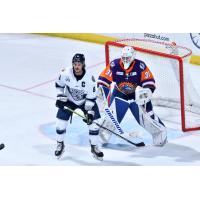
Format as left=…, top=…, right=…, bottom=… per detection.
left=56, top=149, right=65, bottom=160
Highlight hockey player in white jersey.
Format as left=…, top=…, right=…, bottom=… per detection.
left=55, top=53, right=104, bottom=160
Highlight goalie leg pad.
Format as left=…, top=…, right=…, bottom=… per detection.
left=139, top=105, right=167, bottom=146
left=98, top=116, right=116, bottom=144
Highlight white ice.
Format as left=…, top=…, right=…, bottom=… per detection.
left=0, top=33, right=200, bottom=166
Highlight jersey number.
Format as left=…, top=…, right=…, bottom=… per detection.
left=105, top=69, right=112, bottom=77
left=145, top=71, right=150, bottom=79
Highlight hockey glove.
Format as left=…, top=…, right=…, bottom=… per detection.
left=55, top=94, right=68, bottom=109
left=135, top=86, right=152, bottom=106
left=83, top=110, right=95, bottom=125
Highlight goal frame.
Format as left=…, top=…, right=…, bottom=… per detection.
left=105, top=39, right=198, bottom=132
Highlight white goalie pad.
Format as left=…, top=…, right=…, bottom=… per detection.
left=98, top=114, right=143, bottom=144
left=98, top=117, right=115, bottom=144
left=96, top=86, right=109, bottom=113
left=140, top=108, right=167, bottom=146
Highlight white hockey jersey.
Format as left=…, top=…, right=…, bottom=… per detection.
left=55, top=67, right=97, bottom=106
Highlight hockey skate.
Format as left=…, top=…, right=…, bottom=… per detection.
left=55, top=141, right=65, bottom=159
left=90, top=144, right=104, bottom=161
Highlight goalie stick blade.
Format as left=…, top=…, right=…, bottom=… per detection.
left=0, top=143, right=5, bottom=150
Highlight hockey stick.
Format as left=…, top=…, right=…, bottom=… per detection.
left=0, top=143, right=5, bottom=150
left=64, top=106, right=145, bottom=147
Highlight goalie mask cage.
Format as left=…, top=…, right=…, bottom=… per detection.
left=105, top=38, right=200, bottom=132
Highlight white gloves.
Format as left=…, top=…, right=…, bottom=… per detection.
left=135, top=86, right=152, bottom=105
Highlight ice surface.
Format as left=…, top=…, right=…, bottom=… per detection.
left=0, top=33, right=200, bottom=166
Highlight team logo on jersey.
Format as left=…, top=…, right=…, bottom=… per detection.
left=118, top=82, right=137, bottom=95
left=68, top=87, right=85, bottom=101
left=110, top=61, right=115, bottom=68
left=116, top=71, right=124, bottom=75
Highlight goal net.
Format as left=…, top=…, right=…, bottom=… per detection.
left=105, top=38, right=200, bottom=132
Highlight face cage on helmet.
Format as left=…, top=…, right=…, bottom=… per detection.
left=122, top=56, right=132, bottom=64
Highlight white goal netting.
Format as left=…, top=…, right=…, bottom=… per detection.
left=105, top=38, right=200, bottom=131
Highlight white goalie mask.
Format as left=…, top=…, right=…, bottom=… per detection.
left=121, top=46, right=135, bottom=70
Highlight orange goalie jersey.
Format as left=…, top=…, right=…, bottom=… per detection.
left=98, top=58, right=156, bottom=98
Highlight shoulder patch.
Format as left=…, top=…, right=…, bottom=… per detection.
left=110, top=61, right=115, bottom=68
left=92, top=75, right=96, bottom=82
left=139, top=62, right=146, bottom=70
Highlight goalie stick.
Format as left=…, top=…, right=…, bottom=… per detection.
left=64, top=106, right=145, bottom=147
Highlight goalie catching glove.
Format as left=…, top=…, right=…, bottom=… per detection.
left=135, top=86, right=152, bottom=105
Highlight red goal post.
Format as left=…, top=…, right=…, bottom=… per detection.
left=104, top=38, right=200, bottom=132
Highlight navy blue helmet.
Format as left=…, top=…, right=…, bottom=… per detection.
left=72, top=54, right=85, bottom=67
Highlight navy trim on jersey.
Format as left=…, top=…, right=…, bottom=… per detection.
left=98, top=76, right=112, bottom=85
